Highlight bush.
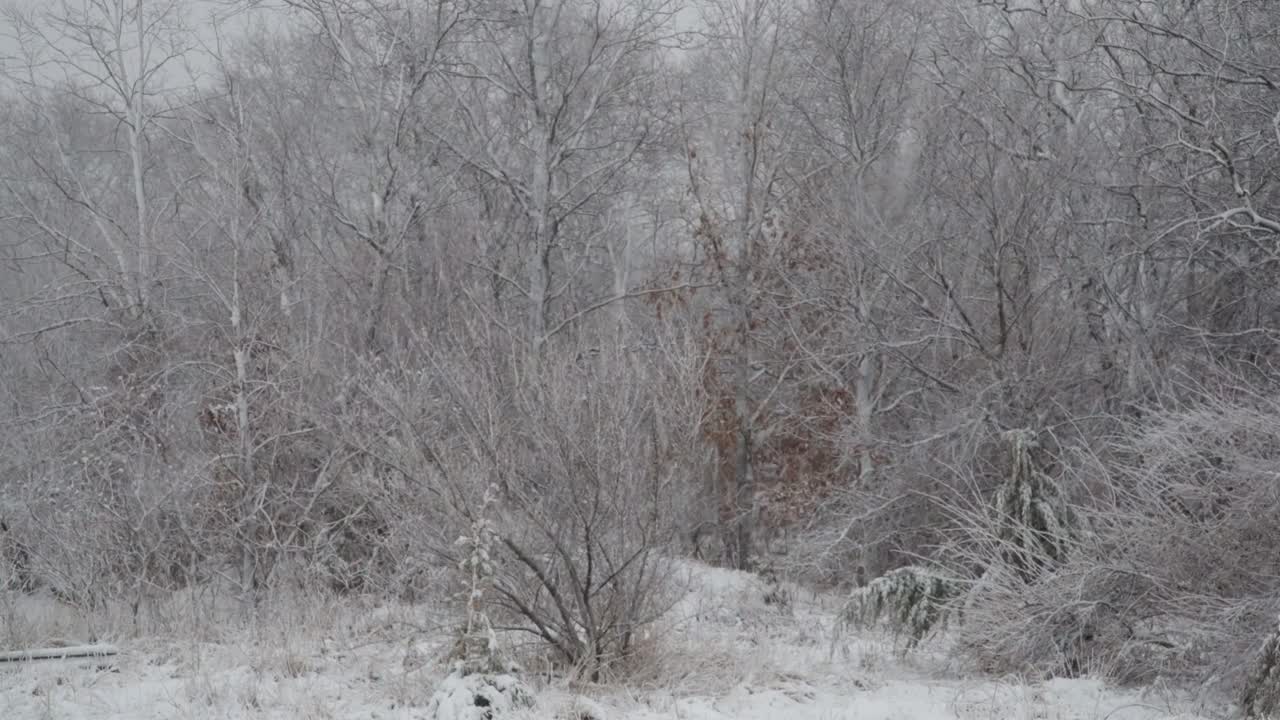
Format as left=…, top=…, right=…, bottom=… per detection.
left=1092, top=396, right=1280, bottom=689
left=481, top=343, right=698, bottom=679
left=862, top=428, right=1081, bottom=659
left=1242, top=619, right=1280, bottom=718
left=952, top=560, right=1179, bottom=681
left=363, top=327, right=706, bottom=680
left=952, top=395, right=1280, bottom=688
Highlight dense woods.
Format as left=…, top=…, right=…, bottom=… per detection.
left=2, top=0, right=1280, bottom=704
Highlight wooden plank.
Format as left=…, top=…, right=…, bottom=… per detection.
left=0, top=644, right=119, bottom=664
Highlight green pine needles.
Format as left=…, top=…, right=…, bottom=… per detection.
left=993, top=429, right=1079, bottom=581
left=837, top=565, right=962, bottom=648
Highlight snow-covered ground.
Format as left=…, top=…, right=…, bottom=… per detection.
left=0, top=562, right=1227, bottom=719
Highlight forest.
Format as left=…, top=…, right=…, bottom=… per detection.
left=1, top=0, right=1279, bottom=717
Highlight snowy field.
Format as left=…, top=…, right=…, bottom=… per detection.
left=0, top=562, right=1227, bottom=720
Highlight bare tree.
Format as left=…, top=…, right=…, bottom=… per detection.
left=249, top=0, right=471, bottom=353
left=673, top=0, right=800, bottom=570
left=434, top=0, right=681, bottom=350
left=1, top=0, right=199, bottom=317
left=357, top=317, right=707, bottom=678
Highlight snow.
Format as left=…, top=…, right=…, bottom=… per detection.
left=425, top=672, right=534, bottom=720
left=0, top=563, right=1225, bottom=719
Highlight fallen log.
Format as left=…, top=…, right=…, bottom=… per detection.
left=0, top=644, right=118, bottom=664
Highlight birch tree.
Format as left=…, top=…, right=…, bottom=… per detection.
left=436, top=0, right=679, bottom=351
left=1, top=0, right=196, bottom=318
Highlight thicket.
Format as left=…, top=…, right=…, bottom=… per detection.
left=1, top=0, right=1279, bottom=705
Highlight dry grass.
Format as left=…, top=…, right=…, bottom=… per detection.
left=0, top=558, right=1232, bottom=720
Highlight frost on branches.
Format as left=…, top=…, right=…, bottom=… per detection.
left=993, top=429, right=1078, bottom=581
left=836, top=566, right=962, bottom=649
left=429, top=486, right=535, bottom=720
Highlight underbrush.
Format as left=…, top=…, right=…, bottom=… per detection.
left=871, top=396, right=1280, bottom=713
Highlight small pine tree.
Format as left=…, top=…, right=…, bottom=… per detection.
left=449, top=485, right=506, bottom=676
left=836, top=566, right=962, bottom=649
left=993, top=429, right=1078, bottom=581
left=430, top=486, right=536, bottom=720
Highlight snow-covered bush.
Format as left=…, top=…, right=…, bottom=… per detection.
left=426, top=671, right=535, bottom=720
left=848, top=429, right=1078, bottom=655
left=1085, top=397, right=1280, bottom=689
left=944, top=429, right=1164, bottom=679
left=1242, top=618, right=1280, bottom=718
left=487, top=346, right=693, bottom=679
left=951, top=561, right=1167, bottom=680
left=951, top=397, right=1280, bottom=687
left=363, top=330, right=704, bottom=681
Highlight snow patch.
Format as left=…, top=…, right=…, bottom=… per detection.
left=0, top=561, right=1227, bottom=720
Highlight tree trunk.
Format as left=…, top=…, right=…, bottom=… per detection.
left=526, top=5, right=554, bottom=353
left=125, top=0, right=151, bottom=313
left=231, top=238, right=262, bottom=606
left=854, top=351, right=877, bottom=484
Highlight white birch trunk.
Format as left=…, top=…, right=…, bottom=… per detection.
left=526, top=4, right=554, bottom=352
left=124, top=0, right=151, bottom=312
